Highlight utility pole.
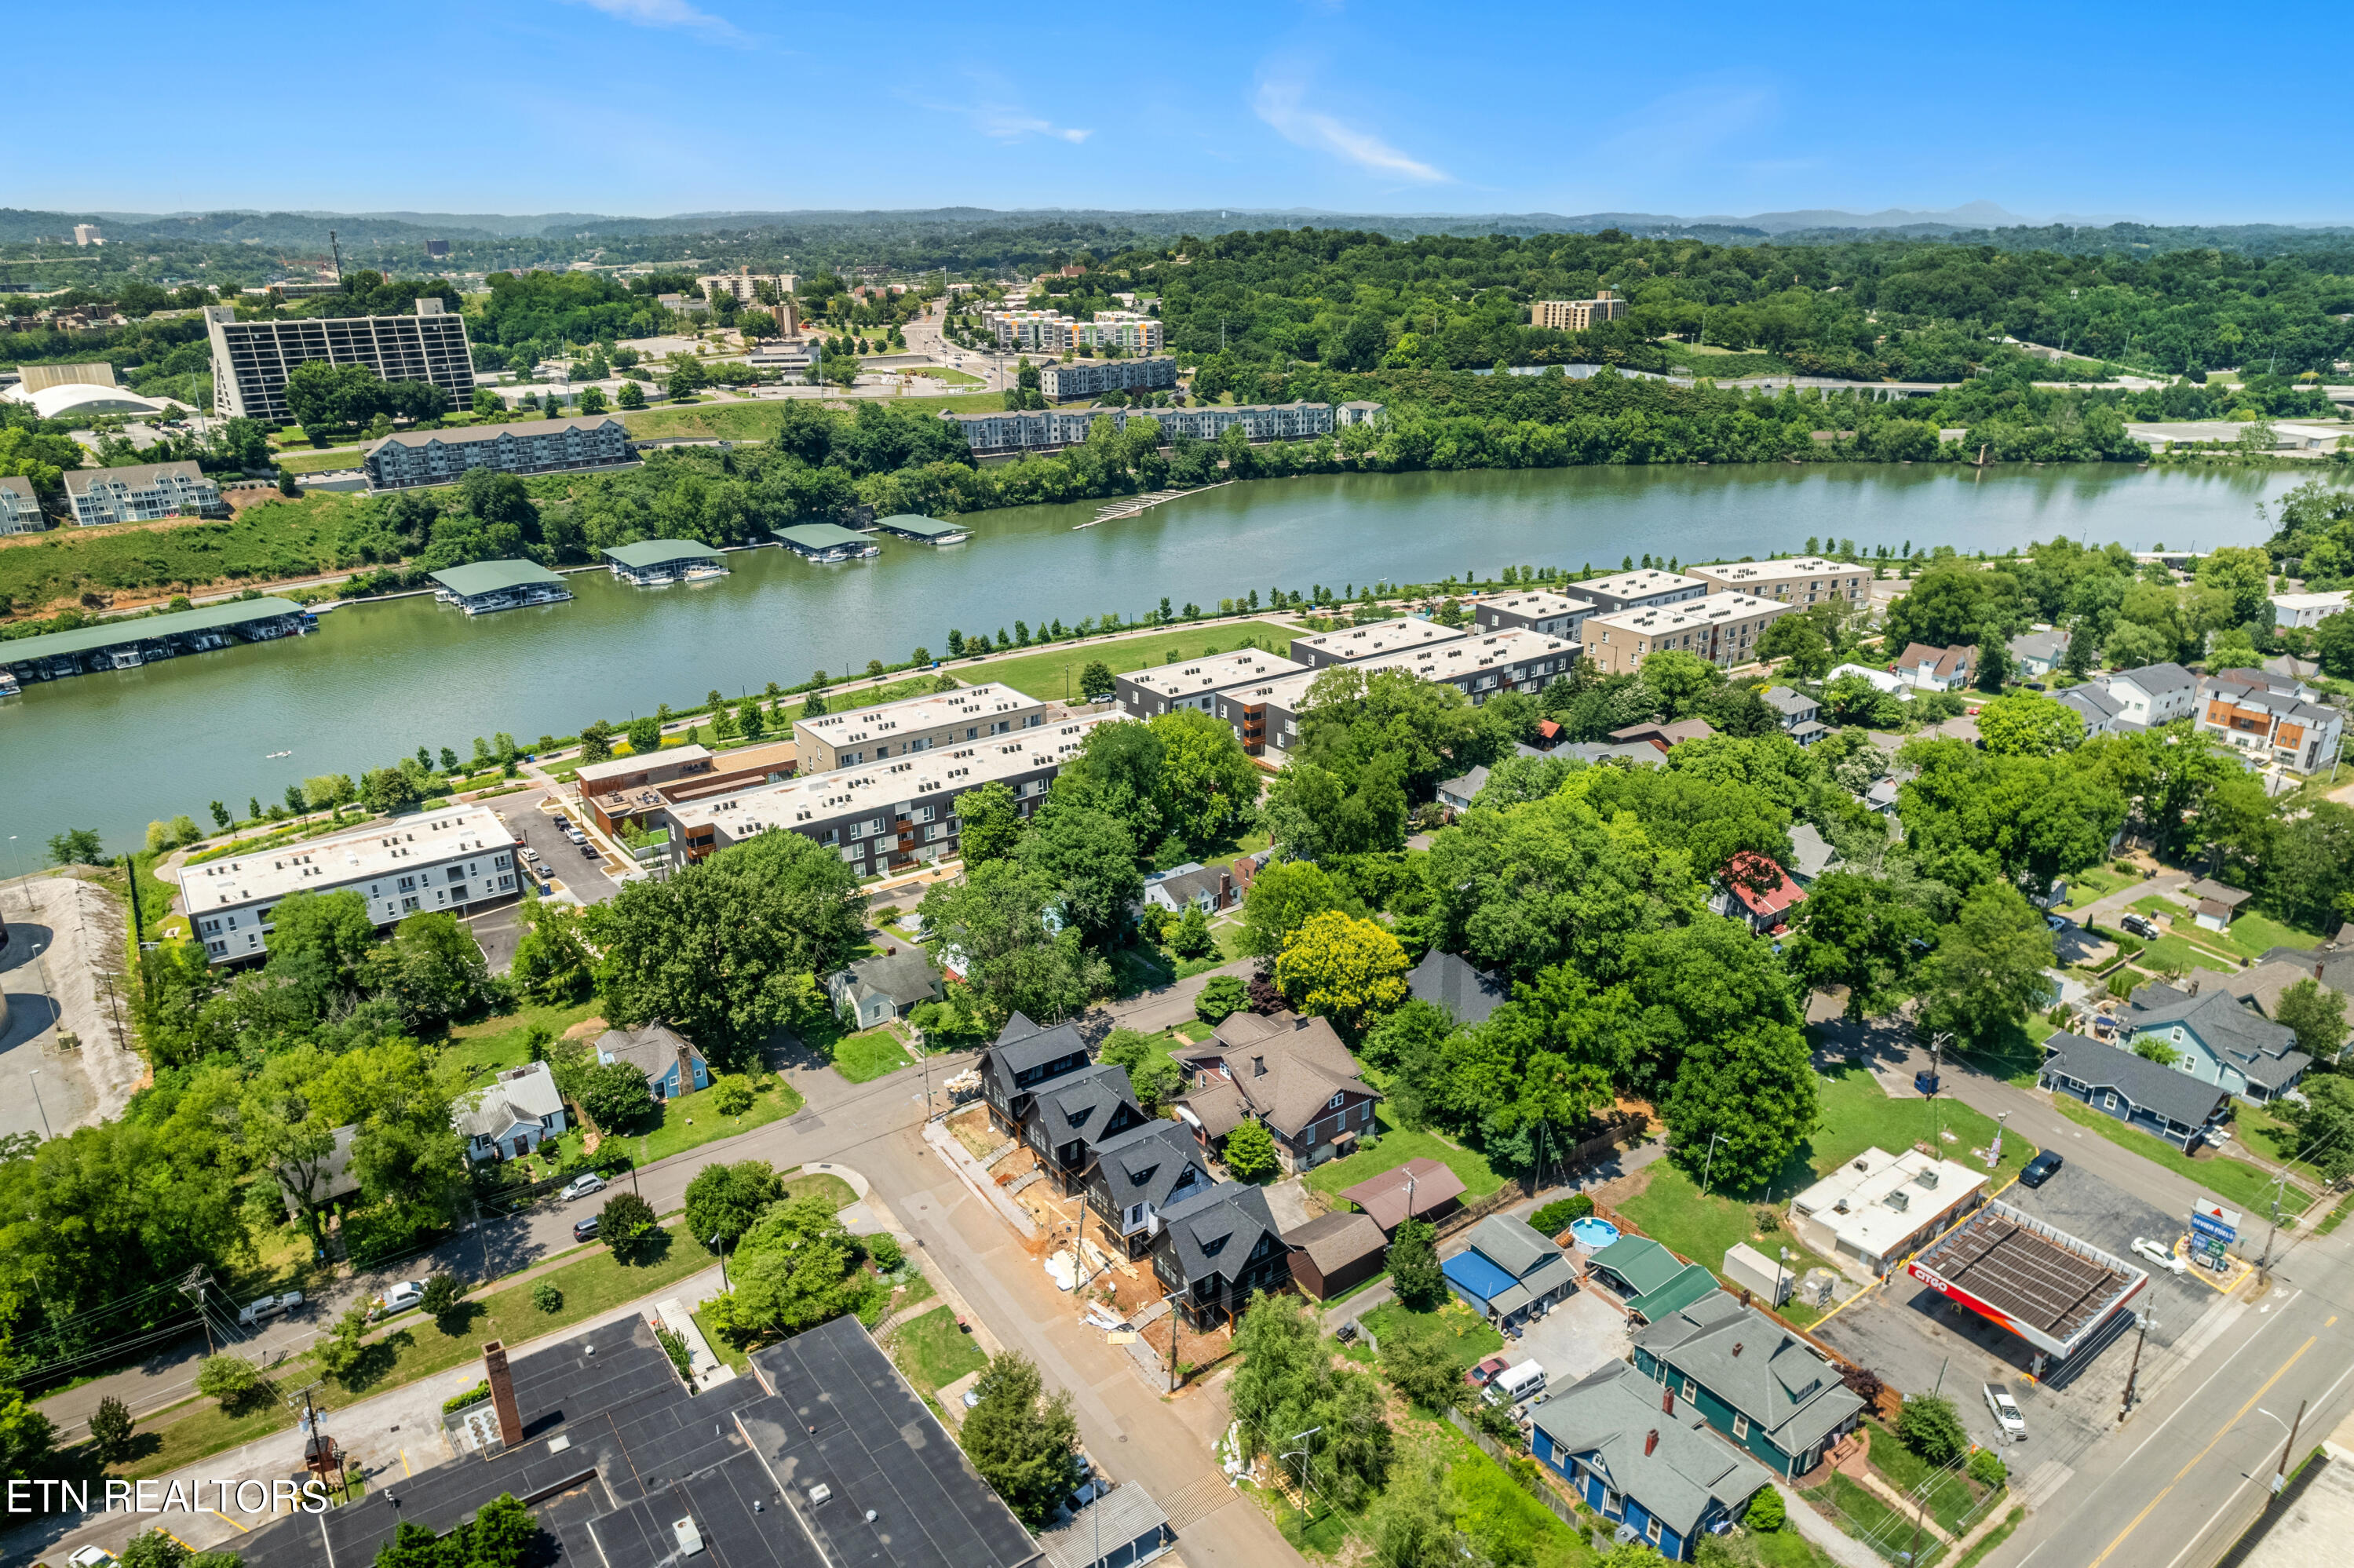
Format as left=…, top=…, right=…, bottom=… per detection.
left=328, top=231, right=344, bottom=287
left=2274, top=1399, right=2308, bottom=1493
left=181, top=1267, right=217, bottom=1358
left=2120, top=1310, right=2152, bottom=1419
left=1699, top=1130, right=1723, bottom=1196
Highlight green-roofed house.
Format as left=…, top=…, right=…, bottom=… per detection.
left=0, top=596, right=312, bottom=685
left=1586, top=1235, right=1721, bottom=1324
left=1634, top=1288, right=1867, bottom=1478
left=601, top=538, right=729, bottom=586
left=772, top=523, right=881, bottom=562
left=428, top=560, right=574, bottom=615
left=873, top=512, right=973, bottom=545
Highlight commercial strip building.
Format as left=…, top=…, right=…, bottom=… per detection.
left=1038, top=356, right=1178, bottom=402
left=941, top=400, right=1378, bottom=455
left=775, top=523, right=881, bottom=561
left=177, top=803, right=519, bottom=965
left=1531, top=290, right=1629, bottom=331
left=1250, top=628, right=1581, bottom=755
left=204, top=298, right=475, bottom=423
left=1785, top=1147, right=1990, bottom=1278
left=0, top=474, right=42, bottom=532
left=1473, top=589, right=1597, bottom=640
left=1111, top=647, right=1307, bottom=720
left=363, top=414, right=633, bottom=489
left=1580, top=592, right=1790, bottom=676
left=600, top=538, right=728, bottom=585
left=657, top=713, right=1114, bottom=878
left=0, top=596, right=311, bottom=685
left=1688, top=556, right=1869, bottom=607
left=428, top=559, right=574, bottom=614
left=63, top=459, right=224, bottom=524
left=794, top=681, right=1047, bottom=772
left=1571, top=567, right=1710, bottom=614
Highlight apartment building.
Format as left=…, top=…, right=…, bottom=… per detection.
left=205, top=299, right=475, bottom=423
left=1473, top=590, right=1597, bottom=641
left=1038, top=356, right=1177, bottom=403
left=696, top=272, right=793, bottom=304
left=1531, top=290, right=1626, bottom=331
left=179, top=804, right=519, bottom=965
left=662, top=713, right=1114, bottom=877
left=64, top=460, right=223, bottom=525
left=1255, top=629, right=1582, bottom=754
left=941, top=400, right=1374, bottom=454
left=1689, top=556, right=1869, bottom=607
left=1113, top=647, right=1308, bottom=720
left=984, top=309, right=1075, bottom=352
left=1076, top=311, right=1163, bottom=354
left=1581, top=592, right=1790, bottom=676
left=2270, top=590, right=2352, bottom=629
left=1289, top=617, right=1468, bottom=669
left=1572, top=567, right=1710, bottom=613
left=363, top=416, right=633, bottom=489
left=2199, top=668, right=2346, bottom=775
left=0, top=475, right=46, bottom=533
left=982, top=308, right=1164, bottom=356
left=793, top=681, right=1048, bottom=773
left=573, top=739, right=799, bottom=838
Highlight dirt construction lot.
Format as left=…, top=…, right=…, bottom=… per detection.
left=0, top=873, right=145, bottom=1141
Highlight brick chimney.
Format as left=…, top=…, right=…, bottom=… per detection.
left=1645, top=1428, right=1659, bottom=1457
left=483, top=1340, right=523, bottom=1446
left=1662, top=1389, right=1674, bottom=1415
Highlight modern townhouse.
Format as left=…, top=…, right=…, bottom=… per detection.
left=2198, top=667, right=2345, bottom=775
left=64, top=459, right=224, bottom=524
left=976, top=1012, right=1094, bottom=1138
left=0, top=475, right=43, bottom=533
left=1018, top=1063, right=1154, bottom=1197
left=792, top=681, right=1047, bottom=773
left=1473, top=589, right=1597, bottom=640
left=1111, top=647, right=1307, bottom=720
left=1150, top=1181, right=1293, bottom=1329
left=1581, top=593, right=1790, bottom=676
left=1571, top=567, right=1710, bottom=614
left=1083, top=1118, right=1217, bottom=1261
left=363, top=416, right=633, bottom=489
left=1633, top=1290, right=1867, bottom=1478
left=1252, top=629, right=1583, bottom=755
left=180, top=804, right=519, bottom=965
left=2094, top=662, right=2201, bottom=727
left=1688, top=556, right=1869, bottom=607
left=657, top=713, right=1112, bottom=878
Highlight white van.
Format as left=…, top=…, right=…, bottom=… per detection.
left=1484, top=1359, right=1547, bottom=1408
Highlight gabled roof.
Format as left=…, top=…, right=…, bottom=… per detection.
left=1089, top=1119, right=1210, bottom=1213
left=840, top=948, right=946, bottom=1008
left=1635, top=1290, right=1864, bottom=1456
left=1454, top=1213, right=1578, bottom=1316
left=2041, top=1030, right=2233, bottom=1129
left=980, top=1012, right=1089, bottom=1090
left=1897, top=643, right=1973, bottom=676
left=602, top=538, right=721, bottom=568
left=1718, top=852, right=1806, bottom=922
left=1023, top=1065, right=1143, bottom=1155
left=1589, top=1235, right=1689, bottom=1296
left=1762, top=686, right=1819, bottom=717
left=593, top=1021, right=702, bottom=1081
left=1338, top=1157, right=1467, bottom=1231
left=62, top=458, right=210, bottom=494
left=1786, top=823, right=1838, bottom=881
left=428, top=558, right=566, bottom=597
left=2009, top=628, right=2068, bottom=662
left=1173, top=1078, right=1248, bottom=1140
left=2184, top=878, right=2251, bottom=908
left=1436, top=764, right=1491, bottom=802
left=371, top=415, right=624, bottom=450
left=1530, top=1362, right=1774, bottom=1538
left=2126, top=983, right=2308, bottom=1088
left=1407, top=949, right=1510, bottom=1026
left=452, top=1063, right=564, bottom=1138
left=1157, top=1180, right=1286, bottom=1289
left=1285, top=1210, right=1387, bottom=1274
left=1181, top=1012, right=1379, bottom=1140
left=2055, top=683, right=2125, bottom=727
left=2111, top=661, right=2195, bottom=696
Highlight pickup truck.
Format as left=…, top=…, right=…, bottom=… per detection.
left=236, top=1290, right=303, bottom=1326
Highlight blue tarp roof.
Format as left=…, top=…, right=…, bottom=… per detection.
left=1443, top=1249, right=1519, bottom=1307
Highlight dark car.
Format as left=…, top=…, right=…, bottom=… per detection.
left=2020, top=1151, right=2064, bottom=1188
left=572, top=1216, right=601, bottom=1243
left=2119, top=913, right=2161, bottom=940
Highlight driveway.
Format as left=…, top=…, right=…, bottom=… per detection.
left=497, top=788, right=621, bottom=904
left=1515, top=1287, right=1629, bottom=1388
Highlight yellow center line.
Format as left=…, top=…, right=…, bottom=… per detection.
left=2090, top=1334, right=2315, bottom=1568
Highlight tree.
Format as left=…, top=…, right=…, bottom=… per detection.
left=1151, top=708, right=1260, bottom=855
left=1170, top=900, right=1216, bottom=958
left=1375, top=1325, right=1462, bottom=1411
left=1015, top=798, right=1141, bottom=945
left=1276, top=911, right=1408, bottom=1040
left=373, top=911, right=491, bottom=1029
left=959, top=1352, right=1082, bottom=1528
left=1975, top=634, right=2013, bottom=693
left=209, top=800, right=232, bottom=832
left=916, top=861, right=1107, bottom=1028
left=1099, top=1030, right=1181, bottom=1113
left=684, top=1159, right=784, bottom=1249
left=625, top=715, right=664, bottom=754
left=579, top=1060, right=655, bottom=1132
left=1640, top=650, right=1723, bottom=721
left=1662, top=1020, right=1816, bottom=1192
left=312, top=1304, right=373, bottom=1384
left=1746, top=1489, right=1787, bottom=1531
left=1783, top=873, right=1935, bottom=1020
left=373, top=1492, right=541, bottom=1567
left=47, top=827, right=104, bottom=865
left=1976, top=691, right=2082, bottom=757
left=85, top=1391, right=136, bottom=1462
left=616, top=379, right=646, bottom=410
left=2133, top=1037, right=2183, bottom=1067
left=1916, top=883, right=2057, bottom=1044
left=304, top=773, right=356, bottom=812
left=2275, top=978, right=2348, bottom=1062
left=1078, top=660, right=1116, bottom=702
left=121, top=1533, right=244, bottom=1568
left=2284, top=1077, right=2354, bottom=1183
left=599, top=1191, right=659, bottom=1262
left=419, top=1273, right=467, bottom=1326
left=1195, top=973, right=1250, bottom=1023
left=702, top=1193, right=868, bottom=1341
left=1222, top=1118, right=1279, bottom=1181
left=1387, top=1217, right=1443, bottom=1309
left=511, top=896, right=594, bottom=1003
left=1239, top=859, right=1355, bottom=957
left=195, top=1353, right=263, bottom=1412
left=1897, top=1394, right=1970, bottom=1466
left=1228, top=1293, right=1392, bottom=1512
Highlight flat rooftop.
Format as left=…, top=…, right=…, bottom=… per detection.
left=1258, top=627, right=1577, bottom=711
left=796, top=681, right=1043, bottom=746
left=429, top=558, right=568, bottom=596
left=180, top=803, right=506, bottom=912
left=1122, top=647, right=1307, bottom=700
left=1693, top=556, right=1851, bottom=584
left=1908, top=1200, right=2145, bottom=1359
left=1589, top=590, right=1782, bottom=633
left=1790, top=1147, right=1988, bottom=1259
left=1576, top=567, right=1706, bottom=601
left=0, top=596, right=305, bottom=665
left=1477, top=590, right=1596, bottom=618
left=575, top=742, right=717, bottom=789
left=1289, top=618, right=1467, bottom=662
left=674, top=713, right=1113, bottom=831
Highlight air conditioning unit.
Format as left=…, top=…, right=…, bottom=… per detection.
left=1885, top=1189, right=1910, bottom=1212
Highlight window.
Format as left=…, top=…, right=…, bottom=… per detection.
left=398, top=875, right=415, bottom=892
left=493, top=853, right=509, bottom=869
left=840, top=848, right=859, bottom=865
left=848, top=821, right=867, bottom=841
left=1681, top=1378, right=1697, bottom=1402
left=401, top=896, right=421, bottom=913
left=1732, top=1414, right=1750, bottom=1439
left=1328, top=1093, right=1344, bottom=1110
left=1646, top=1519, right=1662, bottom=1545
left=200, top=917, right=221, bottom=935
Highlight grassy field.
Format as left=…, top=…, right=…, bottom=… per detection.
left=1864, top=1421, right=1998, bottom=1536
left=830, top=1025, right=916, bottom=1083
left=1798, top=1063, right=2035, bottom=1190
left=442, top=998, right=603, bottom=1080
left=619, top=403, right=793, bottom=441
left=2046, top=1096, right=2312, bottom=1213
left=0, top=490, right=367, bottom=614
left=2059, top=865, right=2144, bottom=911
left=1359, top=1300, right=1504, bottom=1368
left=2232, top=1100, right=2330, bottom=1186
left=1816, top=1471, right=1940, bottom=1566
left=1305, top=1109, right=1507, bottom=1202
left=964, top=619, right=1300, bottom=703
left=276, top=447, right=369, bottom=475
left=612, top=1077, right=807, bottom=1164
left=889, top=1304, right=987, bottom=1395
left=1617, top=1164, right=1842, bottom=1326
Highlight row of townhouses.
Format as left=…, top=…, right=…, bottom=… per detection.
left=942, top=399, right=1384, bottom=454
left=2059, top=662, right=2345, bottom=774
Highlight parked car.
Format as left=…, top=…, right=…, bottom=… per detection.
left=235, top=1290, right=303, bottom=1326
left=2045, top=913, right=2071, bottom=932
left=520, top=846, right=540, bottom=862
left=562, top=1172, right=608, bottom=1202
left=2133, top=1237, right=2190, bottom=1275
left=2020, top=1150, right=2064, bottom=1188
left=1984, top=1383, right=2027, bottom=1439
left=68, top=1547, right=119, bottom=1567
left=573, top=1216, right=602, bottom=1243
left=2119, top=913, right=2161, bottom=940
left=564, top=828, right=587, bottom=845
left=376, top=1281, right=426, bottom=1317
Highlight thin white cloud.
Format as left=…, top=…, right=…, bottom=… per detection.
left=1254, top=76, right=1447, bottom=184
left=971, top=105, right=1093, bottom=144
left=558, top=0, right=747, bottom=44
left=1596, top=83, right=1779, bottom=170
left=902, top=75, right=1092, bottom=144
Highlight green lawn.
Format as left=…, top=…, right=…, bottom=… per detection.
left=1957, top=1508, right=2026, bottom=1568
left=1816, top=1471, right=1943, bottom=1566
left=442, top=999, right=604, bottom=1079
left=830, top=1025, right=916, bottom=1083
left=624, top=1077, right=805, bottom=1163
left=1359, top=1301, right=1503, bottom=1369
left=1797, top=1063, right=2035, bottom=1191
left=695, top=1307, right=750, bottom=1373
left=2046, top=1096, right=2312, bottom=1214
left=2135, top=932, right=2240, bottom=975
left=276, top=447, right=369, bottom=474
left=619, top=403, right=790, bottom=441
left=0, top=490, right=370, bottom=613
left=890, top=1305, right=987, bottom=1395
left=2058, top=865, right=2143, bottom=912
left=1304, top=1109, right=1507, bottom=1202
left=781, top=1171, right=861, bottom=1211
left=1863, top=1422, right=1996, bottom=1537
left=962, top=620, right=1302, bottom=704
left=1616, top=1163, right=1842, bottom=1327
left=2232, top=1101, right=2330, bottom=1186
left=1951, top=1016, right=2062, bottom=1088
left=2213, top=910, right=2330, bottom=962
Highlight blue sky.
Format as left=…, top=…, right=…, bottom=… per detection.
left=18, top=0, right=2346, bottom=224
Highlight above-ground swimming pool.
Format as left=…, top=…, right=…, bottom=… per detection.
left=1568, top=1217, right=1619, bottom=1250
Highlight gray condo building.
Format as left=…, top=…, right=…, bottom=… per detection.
left=205, top=297, right=476, bottom=424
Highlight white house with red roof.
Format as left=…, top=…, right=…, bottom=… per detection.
left=1710, top=852, right=1806, bottom=935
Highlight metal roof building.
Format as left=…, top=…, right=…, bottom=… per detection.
left=874, top=512, right=973, bottom=544
left=601, top=538, right=728, bottom=585
left=428, top=558, right=573, bottom=614
left=0, top=596, right=310, bottom=682
left=774, top=523, right=881, bottom=560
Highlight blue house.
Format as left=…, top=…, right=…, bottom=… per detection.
left=1531, top=1361, right=1774, bottom=1561
left=2122, top=980, right=2311, bottom=1103
left=1633, top=1291, right=1865, bottom=1479
left=1443, top=1213, right=1578, bottom=1329
left=593, top=1022, right=711, bottom=1101
left=2038, top=1031, right=2232, bottom=1150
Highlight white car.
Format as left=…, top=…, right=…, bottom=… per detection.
left=562, top=1173, right=608, bottom=1202
left=520, top=846, right=539, bottom=862
left=2133, top=1237, right=2190, bottom=1275
left=376, top=1281, right=426, bottom=1316
left=565, top=829, right=588, bottom=845
left=235, top=1290, right=303, bottom=1326
left=1984, top=1382, right=2027, bottom=1439
left=68, top=1546, right=118, bottom=1566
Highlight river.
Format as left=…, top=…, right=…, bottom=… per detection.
left=0, top=462, right=2319, bottom=855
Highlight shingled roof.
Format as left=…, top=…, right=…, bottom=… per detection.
left=1636, top=1291, right=1863, bottom=1459
left=1177, top=1011, right=1379, bottom=1141
left=1157, top=1180, right=1287, bottom=1292
left=1531, top=1362, right=1773, bottom=1538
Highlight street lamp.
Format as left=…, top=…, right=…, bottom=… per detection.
left=712, top=1234, right=729, bottom=1290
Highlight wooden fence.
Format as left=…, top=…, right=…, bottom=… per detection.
left=1443, top=1408, right=1596, bottom=1537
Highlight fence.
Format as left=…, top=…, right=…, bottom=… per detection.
left=1443, top=1407, right=1590, bottom=1535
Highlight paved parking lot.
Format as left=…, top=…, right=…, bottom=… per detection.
left=1812, top=1158, right=2218, bottom=1462
left=1514, top=1286, right=1630, bottom=1390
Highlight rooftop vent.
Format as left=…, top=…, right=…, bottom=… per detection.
left=808, top=1483, right=833, bottom=1507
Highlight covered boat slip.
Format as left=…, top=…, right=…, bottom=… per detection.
left=429, top=559, right=574, bottom=614
left=600, top=538, right=730, bottom=585
left=0, top=597, right=312, bottom=682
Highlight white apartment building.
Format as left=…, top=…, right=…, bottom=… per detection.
left=1473, top=590, right=1597, bottom=641
left=63, top=461, right=223, bottom=525
left=0, top=475, right=44, bottom=533
left=1572, top=567, right=1710, bottom=613
left=180, top=804, right=519, bottom=965
left=2270, top=590, right=2352, bottom=629
left=204, top=299, right=475, bottom=424
left=1253, top=628, right=1582, bottom=754
left=792, top=681, right=1049, bottom=774
left=1690, top=556, right=1870, bottom=607
left=697, top=272, right=794, bottom=304
left=1111, top=647, right=1308, bottom=720
left=1288, top=618, right=1469, bottom=669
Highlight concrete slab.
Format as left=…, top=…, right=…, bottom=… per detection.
left=0, top=873, right=142, bottom=1140
left=1513, top=1286, right=1629, bottom=1388
left=1263, top=1177, right=1311, bottom=1234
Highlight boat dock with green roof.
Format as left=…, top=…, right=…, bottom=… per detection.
left=427, top=560, right=575, bottom=615
left=873, top=513, right=973, bottom=545
left=600, top=538, right=729, bottom=586
left=772, top=523, right=881, bottom=562
left=0, top=596, right=313, bottom=685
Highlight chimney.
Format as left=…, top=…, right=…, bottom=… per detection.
left=1732, top=1341, right=1745, bottom=1358
left=1645, top=1428, right=1659, bottom=1457
left=1662, top=1389, right=1674, bottom=1415
left=677, top=1035, right=694, bottom=1093
left=483, top=1340, right=524, bottom=1446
